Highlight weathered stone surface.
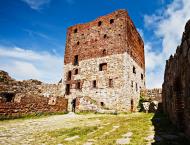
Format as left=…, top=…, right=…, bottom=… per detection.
left=63, top=9, right=145, bottom=112
left=140, top=89, right=162, bottom=102
left=0, top=70, right=68, bottom=117
left=162, top=19, right=190, bottom=139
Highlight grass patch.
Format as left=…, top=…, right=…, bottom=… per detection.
left=0, top=112, right=68, bottom=121
left=33, top=113, right=154, bottom=145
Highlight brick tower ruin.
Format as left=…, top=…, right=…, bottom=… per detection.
left=63, top=9, right=145, bottom=112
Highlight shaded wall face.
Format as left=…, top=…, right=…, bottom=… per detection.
left=162, top=20, right=190, bottom=138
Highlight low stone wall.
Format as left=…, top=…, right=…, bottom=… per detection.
left=0, top=70, right=67, bottom=118
left=140, top=89, right=162, bottom=113
left=0, top=95, right=68, bottom=117
left=140, top=88, right=162, bottom=102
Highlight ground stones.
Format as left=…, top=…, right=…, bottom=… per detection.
left=116, top=132, right=133, bottom=145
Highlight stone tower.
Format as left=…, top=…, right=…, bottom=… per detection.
left=63, top=9, right=145, bottom=112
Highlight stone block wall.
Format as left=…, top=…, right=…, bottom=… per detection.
left=141, top=88, right=162, bottom=102
left=63, top=9, right=145, bottom=112
left=0, top=70, right=68, bottom=117
left=0, top=95, right=68, bottom=117
left=162, top=19, right=190, bottom=138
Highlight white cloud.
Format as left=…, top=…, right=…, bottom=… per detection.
left=143, top=0, right=190, bottom=88
left=21, top=0, right=51, bottom=10
left=0, top=46, right=63, bottom=83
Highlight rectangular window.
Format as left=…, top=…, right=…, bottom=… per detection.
left=136, top=83, right=138, bottom=92
left=93, top=80, right=97, bottom=88
left=99, top=63, right=107, bottom=71
left=76, top=82, right=80, bottom=89
left=65, top=84, right=70, bottom=95
left=109, top=79, right=113, bottom=87
left=67, top=71, right=72, bottom=80
left=141, top=73, right=143, bottom=80
left=133, top=66, right=136, bottom=74
left=74, top=55, right=79, bottom=65
left=75, top=69, right=78, bottom=75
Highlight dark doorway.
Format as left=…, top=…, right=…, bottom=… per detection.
left=71, top=98, right=76, bottom=112
left=131, top=99, right=134, bottom=112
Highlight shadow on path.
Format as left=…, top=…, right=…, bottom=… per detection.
left=151, top=105, right=190, bottom=145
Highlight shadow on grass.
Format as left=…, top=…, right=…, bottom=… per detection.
left=151, top=104, right=189, bottom=145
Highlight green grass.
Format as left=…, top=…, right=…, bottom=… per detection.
left=3, top=112, right=188, bottom=145
left=0, top=111, right=68, bottom=121
left=32, top=113, right=154, bottom=145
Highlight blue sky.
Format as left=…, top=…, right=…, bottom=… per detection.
left=0, top=0, right=190, bottom=88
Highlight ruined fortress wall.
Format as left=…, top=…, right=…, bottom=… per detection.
left=0, top=95, right=68, bottom=117
left=140, top=88, right=162, bottom=102
left=162, top=20, right=190, bottom=138
left=63, top=10, right=145, bottom=112
left=0, top=71, right=68, bottom=117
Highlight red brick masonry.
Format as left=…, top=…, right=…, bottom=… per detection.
left=0, top=96, right=68, bottom=117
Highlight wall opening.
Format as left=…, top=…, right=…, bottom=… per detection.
left=98, top=21, right=102, bottom=26
left=0, top=92, right=15, bottom=102
left=65, top=84, right=70, bottom=95
left=109, top=79, right=113, bottom=87
left=141, top=73, right=143, bottom=80
left=74, top=28, right=78, bottom=33
left=93, top=80, right=97, bottom=88
left=100, top=102, right=104, bottom=106
left=77, top=41, right=80, bottom=45
left=110, top=19, right=114, bottom=24
left=103, top=34, right=107, bottom=38
left=136, top=83, right=138, bottom=92
left=102, top=49, right=106, bottom=56
left=133, top=66, right=136, bottom=74
left=74, top=55, right=79, bottom=65
left=76, top=82, right=81, bottom=89
left=67, top=71, right=72, bottom=80
left=131, top=99, right=134, bottom=112
left=99, top=63, right=107, bottom=71
left=75, top=69, right=78, bottom=75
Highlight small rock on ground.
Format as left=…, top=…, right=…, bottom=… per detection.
left=122, top=132, right=133, bottom=138
left=64, top=135, right=79, bottom=141
left=83, top=142, right=93, bottom=145
left=116, top=138, right=131, bottom=145
left=145, top=135, right=154, bottom=141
